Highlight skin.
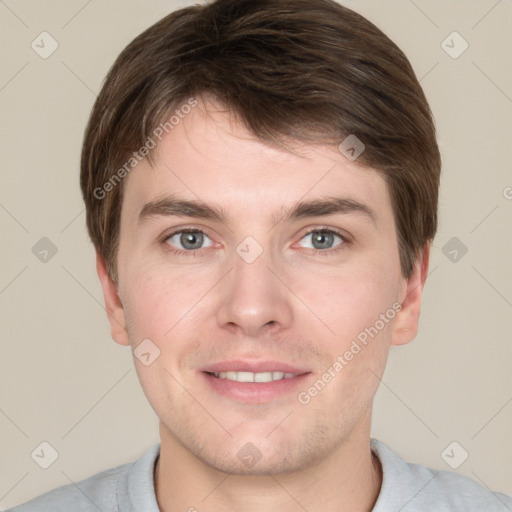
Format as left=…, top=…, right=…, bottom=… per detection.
left=97, top=97, right=429, bottom=512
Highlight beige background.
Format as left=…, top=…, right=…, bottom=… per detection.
left=1, top=0, right=511, bottom=508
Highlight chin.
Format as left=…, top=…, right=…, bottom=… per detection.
left=199, top=448, right=306, bottom=476
left=187, top=429, right=331, bottom=476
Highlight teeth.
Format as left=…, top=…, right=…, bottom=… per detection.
left=237, top=371, right=254, bottom=383
left=255, top=372, right=273, bottom=383
left=214, top=371, right=297, bottom=382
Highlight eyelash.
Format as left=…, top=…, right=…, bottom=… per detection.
left=161, top=226, right=349, bottom=257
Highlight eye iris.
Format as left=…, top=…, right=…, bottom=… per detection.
left=312, top=231, right=334, bottom=249
left=181, top=232, right=203, bottom=250
left=174, top=231, right=337, bottom=251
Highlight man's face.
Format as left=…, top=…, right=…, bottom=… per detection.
left=103, top=98, right=418, bottom=475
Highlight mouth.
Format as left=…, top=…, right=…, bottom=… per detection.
left=200, top=361, right=311, bottom=403
left=206, top=371, right=298, bottom=382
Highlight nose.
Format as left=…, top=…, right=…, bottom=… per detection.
left=215, top=244, right=294, bottom=338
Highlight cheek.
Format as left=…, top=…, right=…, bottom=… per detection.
left=296, top=259, right=399, bottom=350
left=120, top=262, right=213, bottom=346
left=120, top=266, right=202, bottom=397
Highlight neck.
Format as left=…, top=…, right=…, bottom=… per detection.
left=154, top=422, right=382, bottom=512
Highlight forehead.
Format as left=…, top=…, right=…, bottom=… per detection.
left=121, top=102, right=393, bottom=227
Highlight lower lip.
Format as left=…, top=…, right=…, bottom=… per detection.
left=200, top=371, right=311, bottom=403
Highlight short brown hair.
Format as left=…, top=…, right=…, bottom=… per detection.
left=80, top=0, right=441, bottom=282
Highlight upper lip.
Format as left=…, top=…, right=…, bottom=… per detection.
left=201, top=360, right=310, bottom=374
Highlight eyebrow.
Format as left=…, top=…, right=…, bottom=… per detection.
left=138, top=195, right=376, bottom=226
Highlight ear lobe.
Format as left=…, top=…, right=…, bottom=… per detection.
left=96, top=252, right=130, bottom=346
left=390, top=244, right=430, bottom=346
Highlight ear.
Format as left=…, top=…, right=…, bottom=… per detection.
left=96, top=251, right=130, bottom=346
left=390, top=244, right=430, bottom=346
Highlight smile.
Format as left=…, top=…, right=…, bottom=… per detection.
left=208, top=371, right=297, bottom=382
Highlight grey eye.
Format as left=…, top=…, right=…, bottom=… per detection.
left=166, top=230, right=213, bottom=251
left=299, top=230, right=343, bottom=250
